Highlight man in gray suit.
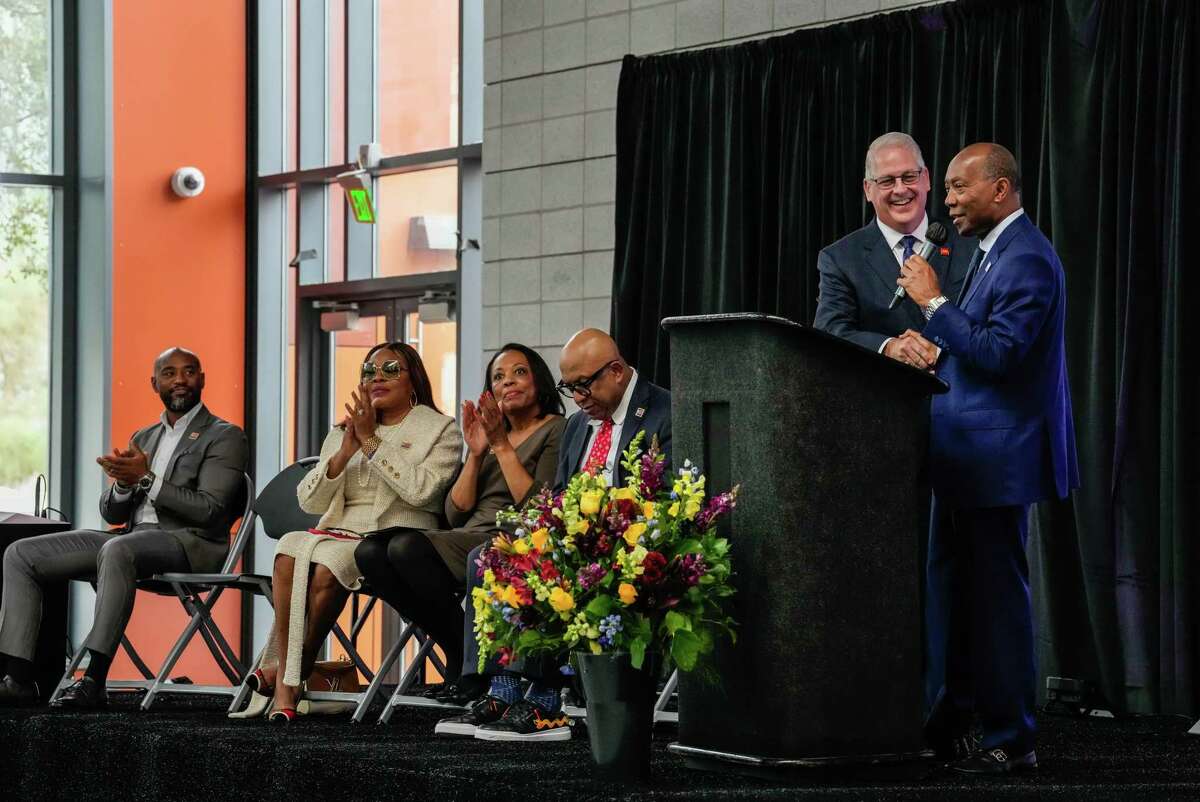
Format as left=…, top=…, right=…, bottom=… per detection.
left=0, top=347, right=248, bottom=708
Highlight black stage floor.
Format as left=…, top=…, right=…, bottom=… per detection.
left=1, top=694, right=1197, bottom=801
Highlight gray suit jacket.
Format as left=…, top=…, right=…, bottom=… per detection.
left=99, top=406, right=249, bottom=573
left=813, top=219, right=975, bottom=352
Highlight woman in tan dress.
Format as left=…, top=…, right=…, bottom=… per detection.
left=354, top=342, right=565, bottom=693
left=250, top=341, right=462, bottom=722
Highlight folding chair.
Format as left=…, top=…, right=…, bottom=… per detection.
left=214, top=458, right=452, bottom=723
left=49, top=473, right=256, bottom=710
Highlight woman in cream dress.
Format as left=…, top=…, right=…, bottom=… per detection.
left=250, top=341, right=462, bottom=722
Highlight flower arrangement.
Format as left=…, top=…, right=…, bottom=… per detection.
left=472, top=432, right=738, bottom=673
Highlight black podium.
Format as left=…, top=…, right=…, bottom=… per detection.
left=662, top=314, right=947, bottom=770
left=0, top=513, right=71, bottom=701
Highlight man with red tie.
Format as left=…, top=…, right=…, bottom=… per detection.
left=553, top=328, right=672, bottom=489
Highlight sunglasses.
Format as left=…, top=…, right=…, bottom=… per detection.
left=360, top=360, right=408, bottom=382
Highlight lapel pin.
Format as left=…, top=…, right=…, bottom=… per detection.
left=188, top=432, right=200, bottom=440
left=939, top=247, right=950, bottom=256
left=635, top=407, right=645, bottom=419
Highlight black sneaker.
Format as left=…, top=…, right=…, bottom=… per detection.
left=434, top=695, right=510, bottom=737
left=428, top=674, right=489, bottom=706
left=473, top=699, right=571, bottom=742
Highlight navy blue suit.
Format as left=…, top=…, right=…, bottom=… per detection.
left=460, top=374, right=672, bottom=680
left=814, top=219, right=974, bottom=351
left=922, top=212, right=1079, bottom=754
left=553, top=374, right=672, bottom=491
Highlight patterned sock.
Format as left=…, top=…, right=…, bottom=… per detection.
left=488, top=672, right=523, bottom=704
left=525, top=682, right=561, bottom=712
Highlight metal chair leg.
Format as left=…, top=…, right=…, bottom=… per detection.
left=49, top=646, right=88, bottom=704
left=351, top=628, right=412, bottom=724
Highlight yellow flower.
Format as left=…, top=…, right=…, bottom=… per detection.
left=513, top=538, right=530, bottom=555
left=668, top=501, right=680, bottom=517
left=580, top=490, right=604, bottom=515
left=589, top=640, right=603, bottom=655
left=618, top=582, right=638, bottom=605
left=549, top=587, right=575, bottom=613
left=530, top=528, right=549, bottom=552
left=642, top=502, right=656, bottom=519
left=610, top=487, right=636, bottom=502
left=622, top=522, right=647, bottom=547
left=483, top=569, right=495, bottom=585
left=500, top=585, right=524, bottom=608
left=684, top=499, right=701, bottom=519
left=567, top=518, right=590, bottom=535
left=492, top=535, right=512, bottom=553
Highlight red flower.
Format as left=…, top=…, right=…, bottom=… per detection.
left=539, top=559, right=560, bottom=581
left=498, top=646, right=513, bottom=666
left=641, top=551, right=667, bottom=585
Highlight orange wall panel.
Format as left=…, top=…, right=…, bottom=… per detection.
left=108, top=0, right=246, bottom=683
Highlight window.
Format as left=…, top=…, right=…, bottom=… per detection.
left=0, top=0, right=67, bottom=515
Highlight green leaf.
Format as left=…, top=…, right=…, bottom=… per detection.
left=671, top=629, right=702, bottom=672
left=586, top=595, right=613, bottom=618
left=664, top=610, right=691, bottom=636
left=517, top=629, right=543, bottom=650
left=675, top=539, right=702, bottom=555
left=630, top=638, right=647, bottom=669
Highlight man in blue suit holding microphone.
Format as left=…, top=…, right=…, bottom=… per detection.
left=896, top=142, right=1079, bottom=775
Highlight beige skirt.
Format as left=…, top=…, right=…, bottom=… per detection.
left=261, top=530, right=364, bottom=687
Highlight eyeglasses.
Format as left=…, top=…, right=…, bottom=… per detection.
left=360, top=360, right=407, bottom=382
left=556, top=362, right=615, bottom=398
left=869, top=168, right=924, bottom=190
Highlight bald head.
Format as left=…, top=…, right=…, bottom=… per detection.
left=559, top=329, right=632, bottom=420
left=154, top=347, right=201, bottom=375
left=944, top=142, right=1022, bottom=238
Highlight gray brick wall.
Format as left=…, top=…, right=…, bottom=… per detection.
left=480, top=0, right=942, bottom=384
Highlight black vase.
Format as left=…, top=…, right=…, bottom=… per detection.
left=576, top=650, right=660, bottom=783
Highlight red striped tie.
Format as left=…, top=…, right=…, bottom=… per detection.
left=583, top=418, right=614, bottom=475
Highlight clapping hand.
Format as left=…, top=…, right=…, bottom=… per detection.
left=344, top=387, right=377, bottom=444
left=96, top=443, right=150, bottom=487
left=476, top=391, right=509, bottom=450
left=461, top=399, right=489, bottom=457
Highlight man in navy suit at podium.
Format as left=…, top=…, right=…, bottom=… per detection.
left=897, top=143, right=1079, bottom=775
left=814, top=132, right=973, bottom=366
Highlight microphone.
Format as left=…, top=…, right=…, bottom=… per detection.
left=888, top=221, right=949, bottom=309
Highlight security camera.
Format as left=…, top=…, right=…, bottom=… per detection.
left=171, top=166, right=205, bottom=198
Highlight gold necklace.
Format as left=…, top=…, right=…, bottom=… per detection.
left=356, top=405, right=416, bottom=487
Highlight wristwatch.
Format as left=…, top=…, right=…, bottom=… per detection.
left=923, top=295, right=949, bottom=320
left=136, top=472, right=156, bottom=493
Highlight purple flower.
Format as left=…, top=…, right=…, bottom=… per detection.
left=577, top=562, right=607, bottom=590
left=694, top=488, right=739, bottom=531
left=678, top=553, right=708, bottom=587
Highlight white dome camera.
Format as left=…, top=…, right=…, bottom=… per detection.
left=171, top=166, right=206, bottom=198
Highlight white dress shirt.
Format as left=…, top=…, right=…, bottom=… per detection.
left=877, top=215, right=929, bottom=354
left=978, top=208, right=1025, bottom=257
left=578, top=368, right=639, bottom=485
left=112, top=403, right=206, bottom=526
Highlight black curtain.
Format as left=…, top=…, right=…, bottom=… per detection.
left=612, top=0, right=1198, bottom=717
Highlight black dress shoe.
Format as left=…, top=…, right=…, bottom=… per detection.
left=50, top=677, right=107, bottom=710
left=430, top=675, right=489, bottom=706
left=950, top=747, right=1037, bottom=775
left=0, top=675, right=39, bottom=706
left=926, top=727, right=979, bottom=761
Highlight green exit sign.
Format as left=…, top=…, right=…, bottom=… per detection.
left=347, top=186, right=376, bottom=224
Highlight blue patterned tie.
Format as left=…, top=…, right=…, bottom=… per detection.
left=900, top=235, right=917, bottom=264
